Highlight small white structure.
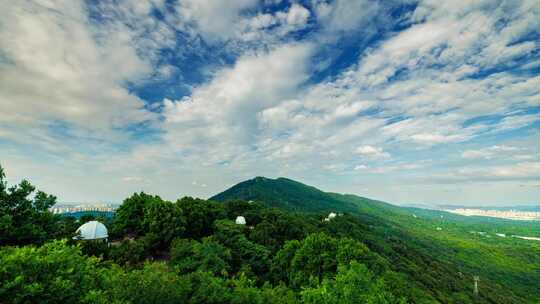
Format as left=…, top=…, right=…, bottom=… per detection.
left=436, top=227, right=443, bottom=231
left=235, top=216, right=246, bottom=225
left=74, top=221, right=108, bottom=240
left=323, top=212, right=338, bottom=222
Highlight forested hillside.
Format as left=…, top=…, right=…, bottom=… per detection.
left=1, top=167, right=539, bottom=303
left=213, top=177, right=540, bottom=303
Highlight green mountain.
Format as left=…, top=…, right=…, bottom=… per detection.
left=212, top=176, right=359, bottom=212
left=212, top=176, right=540, bottom=304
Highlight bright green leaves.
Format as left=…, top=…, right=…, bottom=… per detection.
left=0, top=165, right=59, bottom=246
left=273, top=232, right=388, bottom=288
left=170, top=237, right=232, bottom=276
left=301, top=262, right=406, bottom=304
left=0, top=240, right=102, bottom=303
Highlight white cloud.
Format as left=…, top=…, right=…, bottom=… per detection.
left=122, top=176, right=145, bottom=182
left=192, top=181, right=208, bottom=187
left=462, top=150, right=493, bottom=160
left=0, top=0, right=162, bottom=144
left=356, top=145, right=391, bottom=159
left=312, top=0, right=380, bottom=33
left=456, top=162, right=540, bottom=181
left=162, top=43, right=313, bottom=163
left=282, top=4, right=310, bottom=27
left=411, top=133, right=467, bottom=145
left=462, top=145, right=522, bottom=160
left=490, top=114, right=540, bottom=133
left=236, top=3, right=312, bottom=46
left=174, top=0, right=258, bottom=41
left=354, top=164, right=368, bottom=170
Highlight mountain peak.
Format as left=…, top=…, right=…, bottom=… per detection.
left=210, top=176, right=358, bottom=213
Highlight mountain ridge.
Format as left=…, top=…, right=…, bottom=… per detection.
left=210, top=176, right=392, bottom=214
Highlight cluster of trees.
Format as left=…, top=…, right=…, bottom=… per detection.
left=0, top=166, right=79, bottom=245
left=1, top=165, right=534, bottom=303
left=0, top=166, right=406, bottom=303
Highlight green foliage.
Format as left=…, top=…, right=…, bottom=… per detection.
left=273, top=233, right=387, bottom=288
left=1, top=170, right=539, bottom=304
left=112, top=192, right=161, bottom=237
left=182, top=271, right=230, bottom=304
left=143, top=198, right=185, bottom=251
left=170, top=237, right=232, bottom=276
left=301, top=261, right=406, bottom=304
left=289, top=233, right=338, bottom=286
left=0, top=240, right=103, bottom=303
left=213, top=219, right=271, bottom=280
left=79, top=214, right=96, bottom=224
left=98, top=262, right=191, bottom=304
left=111, top=192, right=186, bottom=253
left=109, top=238, right=151, bottom=266
left=79, top=239, right=110, bottom=258
left=177, top=197, right=226, bottom=239
left=212, top=176, right=540, bottom=303
left=211, top=177, right=358, bottom=213
left=248, top=208, right=311, bottom=252
left=0, top=165, right=61, bottom=245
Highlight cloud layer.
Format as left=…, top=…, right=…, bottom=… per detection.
left=1, top=0, right=539, bottom=205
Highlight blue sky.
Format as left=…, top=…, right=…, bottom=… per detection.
left=1, top=0, right=540, bottom=206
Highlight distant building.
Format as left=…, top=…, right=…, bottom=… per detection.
left=50, top=203, right=118, bottom=215
left=235, top=216, right=246, bottom=225
left=74, top=221, right=108, bottom=240
left=444, top=208, right=540, bottom=221
left=324, top=212, right=338, bottom=222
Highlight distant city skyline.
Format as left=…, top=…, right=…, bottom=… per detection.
left=1, top=1, right=539, bottom=205
left=444, top=208, right=540, bottom=221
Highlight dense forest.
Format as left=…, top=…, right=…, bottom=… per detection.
left=1, top=167, right=539, bottom=303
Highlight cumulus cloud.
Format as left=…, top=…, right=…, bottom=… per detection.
left=162, top=43, right=313, bottom=164
left=0, top=0, right=164, bottom=146
left=174, top=0, right=258, bottom=41
left=283, top=3, right=310, bottom=27
left=312, top=0, right=380, bottom=33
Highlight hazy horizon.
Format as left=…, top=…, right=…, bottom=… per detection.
left=50, top=176, right=540, bottom=209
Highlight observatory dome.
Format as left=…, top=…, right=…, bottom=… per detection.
left=235, top=216, right=246, bottom=225
left=74, top=221, right=108, bottom=240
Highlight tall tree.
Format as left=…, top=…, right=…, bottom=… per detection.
left=143, top=199, right=185, bottom=251
left=112, top=192, right=160, bottom=236
left=176, top=197, right=226, bottom=239
left=0, top=165, right=59, bottom=245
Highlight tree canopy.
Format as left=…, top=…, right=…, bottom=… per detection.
left=0, top=164, right=537, bottom=303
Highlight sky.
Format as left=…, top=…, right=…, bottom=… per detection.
left=1, top=0, right=540, bottom=206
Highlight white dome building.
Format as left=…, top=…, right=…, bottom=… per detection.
left=324, top=212, right=338, bottom=222
left=235, top=216, right=246, bottom=225
left=74, top=221, right=108, bottom=240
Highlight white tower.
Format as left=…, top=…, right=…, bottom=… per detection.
left=473, top=276, right=480, bottom=296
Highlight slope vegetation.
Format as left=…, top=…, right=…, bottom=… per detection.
left=212, top=176, right=540, bottom=303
